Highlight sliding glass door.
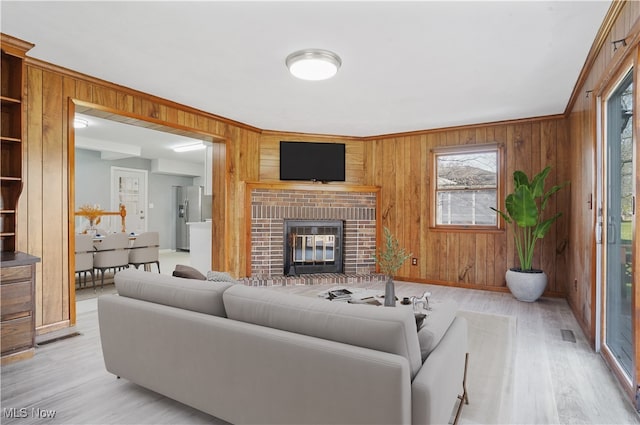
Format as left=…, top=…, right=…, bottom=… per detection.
left=604, top=68, right=636, bottom=390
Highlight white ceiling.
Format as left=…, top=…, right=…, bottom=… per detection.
left=2, top=1, right=611, bottom=140
left=74, top=113, right=207, bottom=164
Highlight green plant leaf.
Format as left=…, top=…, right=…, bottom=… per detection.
left=513, top=170, right=529, bottom=188
left=373, top=227, right=412, bottom=277
left=530, top=166, right=551, bottom=198
left=506, top=185, right=537, bottom=228
left=492, top=166, right=567, bottom=271
left=490, top=207, right=512, bottom=224
left=541, top=183, right=567, bottom=211
left=533, top=213, right=562, bottom=238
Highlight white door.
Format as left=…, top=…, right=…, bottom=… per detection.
left=111, top=167, right=148, bottom=234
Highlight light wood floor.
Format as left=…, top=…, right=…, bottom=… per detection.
left=270, top=281, right=640, bottom=424
left=2, top=280, right=639, bottom=425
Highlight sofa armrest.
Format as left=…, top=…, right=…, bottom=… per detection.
left=411, top=316, right=468, bottom=425
left=98, top=294, right=412, bottom=425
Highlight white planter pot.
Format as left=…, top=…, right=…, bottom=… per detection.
left=505, top=269, right=547, bottom=302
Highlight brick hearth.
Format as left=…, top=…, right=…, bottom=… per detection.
left=248, top=185, right=379, bottom=277
left=238, top=273, right=388, bottom=287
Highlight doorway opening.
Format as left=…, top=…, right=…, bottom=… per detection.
left=69, top=100, right=226, bottom=318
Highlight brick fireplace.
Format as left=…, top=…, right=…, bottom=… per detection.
left=247, top=183, right=379, bottom=278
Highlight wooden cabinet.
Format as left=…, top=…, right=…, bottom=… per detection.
left=1, top=252, right=39, bottom=364
left=1, top=34, right=32, bottom=253
left=1, top=35, right=39, bottom=364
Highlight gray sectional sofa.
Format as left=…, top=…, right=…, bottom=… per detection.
left=98, top=269, right=468, bottom=425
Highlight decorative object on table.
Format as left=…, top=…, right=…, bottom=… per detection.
left=491, top=166, right=567, bottom=302
left=76, top=204, right=128, bottom=234
left=373, top=227, right=412, bottom=307
left=411, top=291, right=431, bottom=312
left=327, top=288, right=352, bottom=301
left=77, top=204, right=104, bottom=235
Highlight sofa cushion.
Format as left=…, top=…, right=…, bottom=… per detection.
left=223, top=285, right=422, bottom=378
left=115, top=269, right=234, bottom=317
left=416, top=300, right=458, bottom=361
left=172, top=264, right=206, bottom=280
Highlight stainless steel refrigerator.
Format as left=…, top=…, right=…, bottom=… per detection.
left=175, top=185, right=212, bottom=251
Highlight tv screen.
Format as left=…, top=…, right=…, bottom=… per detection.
left=280, top=141, right=346, bottom=182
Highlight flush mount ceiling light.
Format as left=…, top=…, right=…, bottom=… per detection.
left=286, top=49, right=342, bottom=81
left=73, top=118, right=89, bottom=129
left=173, top=141, right=206, bottom=153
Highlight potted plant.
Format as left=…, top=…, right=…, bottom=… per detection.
left=491, top=166, right=567, bottom=302
left=374, top=227, right=412, bottom=306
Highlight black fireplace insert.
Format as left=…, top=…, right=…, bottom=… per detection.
left=284, top=220, right=344, bottom=275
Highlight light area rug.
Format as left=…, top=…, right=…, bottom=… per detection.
left=277, top=285, right=517, bottom=424
left=457, top=310, right=517, bottom=425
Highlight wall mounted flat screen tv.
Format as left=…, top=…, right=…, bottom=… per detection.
left=280, top=141, right=346, bottom=182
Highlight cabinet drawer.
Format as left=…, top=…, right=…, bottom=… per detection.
left=0, top=265, right=31, bottom=283
left=1, top=280, right=32, bottom=320
left=0, top=316, right=33, bottom=355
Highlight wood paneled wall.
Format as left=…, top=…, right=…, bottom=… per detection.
left=18, top=60, right=261, bottom=332
left=258, top=119, right=570, bottom=294
left=566, top=1, right=640, bottom=343
left=362, top=119, right=570, bottom=293
left=258, top=131, right=364, bottom=183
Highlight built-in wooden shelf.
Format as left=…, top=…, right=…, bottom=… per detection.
left=1, top=34, right=37, bottom=365
left=1, top=34, right=31, bottom=254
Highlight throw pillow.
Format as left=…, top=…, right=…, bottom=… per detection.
left=172, top=264, right=206, bottom=280
left=207, top=270, right=236, bottom=283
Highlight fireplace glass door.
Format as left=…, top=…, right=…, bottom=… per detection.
left=293, top=234, right=335, bottom=263
left=285, top=220, right=343, bottom=275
